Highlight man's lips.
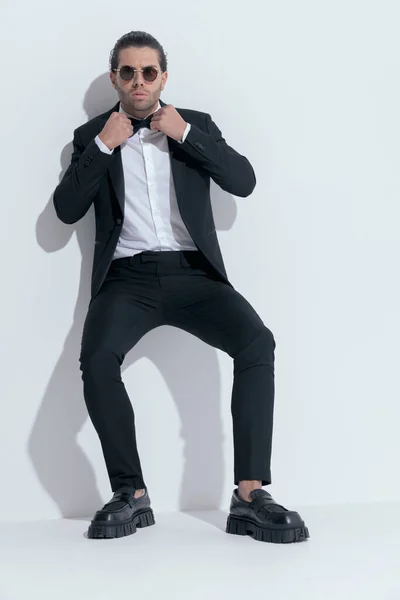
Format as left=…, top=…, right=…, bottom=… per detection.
left=132, top=92, right=147, bottom=97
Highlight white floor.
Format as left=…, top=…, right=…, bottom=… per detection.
left=0, top=503, right=399, bottom=600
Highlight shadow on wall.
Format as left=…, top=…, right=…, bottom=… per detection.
left=30, top=72, right=238, bottom=520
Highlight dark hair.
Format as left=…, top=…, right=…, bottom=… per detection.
left=109, top=31, right=168, bottom=73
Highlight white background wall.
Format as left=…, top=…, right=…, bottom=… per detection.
left=0, top=0, right=399, bottom=522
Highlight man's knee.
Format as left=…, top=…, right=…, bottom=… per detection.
left=79, top=346, right=119, bottom=375
left=254, top=325, right=276, bottom=358
left=234, top=325, right=276, bottom=368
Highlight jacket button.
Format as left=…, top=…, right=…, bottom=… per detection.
left=116, top=218, right=122, bottom=225
left=84, top=160, right=90, bottom=167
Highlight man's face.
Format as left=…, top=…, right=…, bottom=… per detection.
left=110, top=46, right=168, bottom=116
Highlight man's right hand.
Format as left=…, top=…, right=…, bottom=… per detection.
left=98, top=112, right=134, bottom=150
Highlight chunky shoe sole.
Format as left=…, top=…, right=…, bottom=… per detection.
left=226, top=514, right=310, bottom=544
left=87, top=508, right=155, bottom=539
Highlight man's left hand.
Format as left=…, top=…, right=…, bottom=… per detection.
left=150, top=104, right=187, bottom=141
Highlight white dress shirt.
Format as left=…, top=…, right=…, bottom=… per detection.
left=94, top=102, right=197, bottom=259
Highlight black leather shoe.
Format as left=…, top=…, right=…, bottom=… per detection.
left=226, top=488, right=309, bottom=543
left=87, top=488, right=155, bottom=539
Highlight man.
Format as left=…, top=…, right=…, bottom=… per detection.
left=53, top=31, right=309, bottom=544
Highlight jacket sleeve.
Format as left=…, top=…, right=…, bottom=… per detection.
left=179, top=113, right=256, bottom=197
left=53, top=127, right=113, bottom=224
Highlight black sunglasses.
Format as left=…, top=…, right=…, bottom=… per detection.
left=112, top=65, right=162, bottom=82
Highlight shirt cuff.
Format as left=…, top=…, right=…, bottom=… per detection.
left=178, top=123, right=191, bottom=144
left=95, top=135, right=114, bottom=155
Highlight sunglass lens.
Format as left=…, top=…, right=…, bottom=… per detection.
left=120, top=66, right=134, bottom=80
left=143, top=67, right=158, bottom=82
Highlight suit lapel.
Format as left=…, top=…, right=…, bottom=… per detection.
left=105, top=98, right=187, bottom=217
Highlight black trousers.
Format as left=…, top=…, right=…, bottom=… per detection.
left=79, top=250, right=276, bottom=492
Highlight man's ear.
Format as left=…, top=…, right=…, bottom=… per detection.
left=161, top=70, right=168, bottom=91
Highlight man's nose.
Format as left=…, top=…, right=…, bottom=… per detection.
left=132, top=70, right=145, bottom=85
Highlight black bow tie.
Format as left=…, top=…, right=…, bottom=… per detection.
left=130, top=115, right=153, bottom=135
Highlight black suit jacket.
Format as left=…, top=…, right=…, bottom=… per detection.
left=53, top=99, right=256, bottom=302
